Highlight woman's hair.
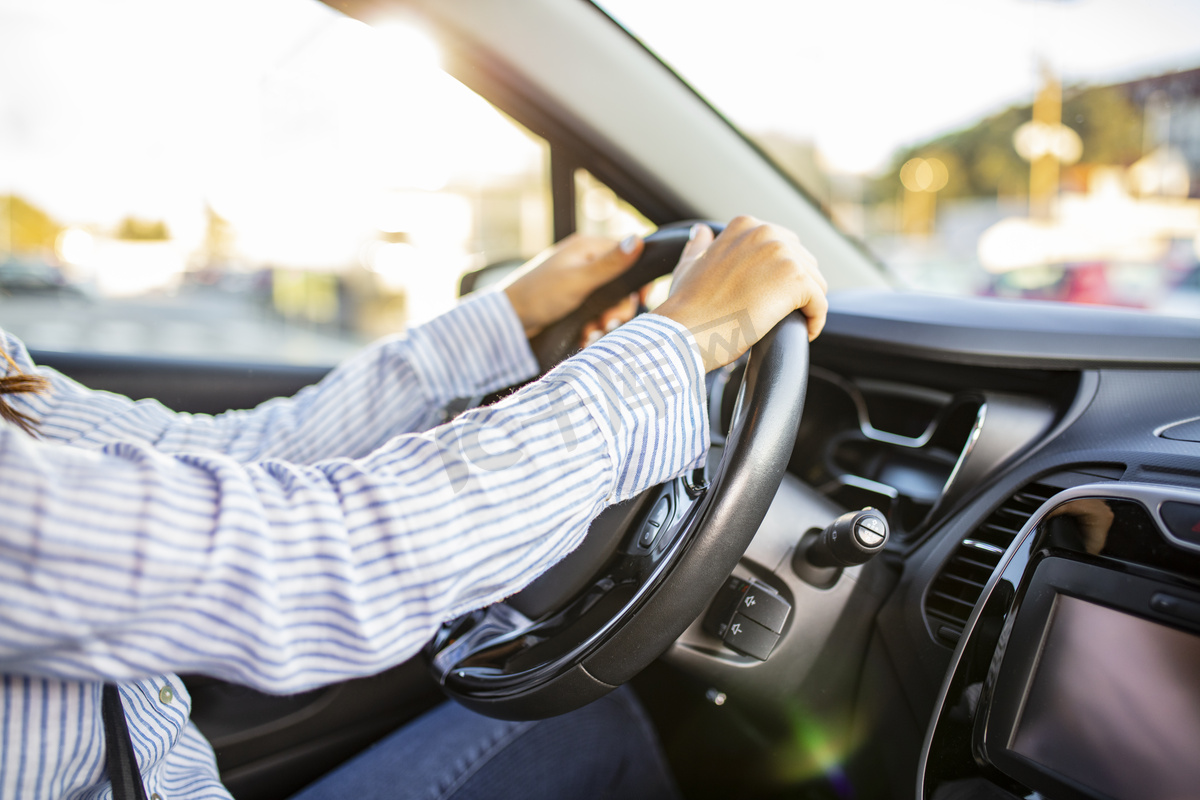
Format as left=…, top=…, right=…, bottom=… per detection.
left=1, top=348, right=48, bottom=435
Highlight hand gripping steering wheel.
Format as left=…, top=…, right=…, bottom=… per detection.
left=424, top=223, right=810, bottom=719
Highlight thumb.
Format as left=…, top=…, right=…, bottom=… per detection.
left=596, top=233, right=644, bottom=277
left=680, top=223, right=714, bottom=261
left=584, top=233, right=643, bottom=287
left=569, top=234, right=644, bottom=299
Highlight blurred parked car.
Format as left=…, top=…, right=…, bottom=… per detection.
left=0, top=257, right=88, bottom=299
left=1159, top=263, right=1200, bottom=318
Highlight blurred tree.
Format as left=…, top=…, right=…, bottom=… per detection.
left=116, top=216, right=171, bottom=240
left=872, top=105, right=1029, bottom=202
left=1, top=194, right=63, bottom=253
left=1063, top=86, right=1143, bottom=166
left=872, top=83, right=1143, bottom=202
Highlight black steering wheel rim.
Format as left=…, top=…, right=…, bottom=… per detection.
left=425, top=222, right=809, bottom=719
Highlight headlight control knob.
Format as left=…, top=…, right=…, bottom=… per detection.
left=804, top=508, right=889, bottom=568
left=792, top=508, right=890, bottom=588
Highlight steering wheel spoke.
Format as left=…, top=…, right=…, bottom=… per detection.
left=430, top=475, right=706, bottom=689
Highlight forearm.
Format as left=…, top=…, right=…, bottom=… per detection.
left=0, top=315, right=706, bottom=693
left=8, top=292, right=538, bottom=462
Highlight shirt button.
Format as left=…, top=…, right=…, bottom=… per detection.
left=150, top=794, right=163, bottom=800
left=158, top=684, right=174, bottom=705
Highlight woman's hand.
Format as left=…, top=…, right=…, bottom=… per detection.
left=501, top=233, right=644, bottom=338
left=653, top=217, right=828, bottom=373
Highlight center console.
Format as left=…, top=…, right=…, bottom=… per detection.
left=918, top=483, right=1200, bottom=800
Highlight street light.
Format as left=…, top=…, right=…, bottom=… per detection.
left=900, top=156, right=948, bottom=235
left=1016, top=68, right=1082, bottom=219
left=1013, top=120, right=1082, bottom=164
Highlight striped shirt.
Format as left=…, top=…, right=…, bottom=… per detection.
left=0, top=291, right=707, bottom=800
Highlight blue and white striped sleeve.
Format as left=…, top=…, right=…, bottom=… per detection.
left=9, top=290, right=538, bottom=463
left=0, top=314, right=707, bottom=694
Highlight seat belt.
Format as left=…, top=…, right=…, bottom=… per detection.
left=102, top=684, right=150, bottom=800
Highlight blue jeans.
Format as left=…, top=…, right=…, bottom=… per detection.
left=289, top=686, right=680, bottom=800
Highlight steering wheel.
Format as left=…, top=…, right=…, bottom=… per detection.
left=424, top=222, right=810, bottom=719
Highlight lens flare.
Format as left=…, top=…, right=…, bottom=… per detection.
left=769, top=699, right=863, bottom=797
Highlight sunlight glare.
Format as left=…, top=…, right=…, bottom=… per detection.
left=371, top=19, right=443, bottom=74
left=56, top=228, right=95, bottom=265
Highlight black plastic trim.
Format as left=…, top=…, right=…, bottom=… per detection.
left=32, top=350, right=332, bottom=415
left=822, top=290, right=1200, bottom=369
left=550, top=146, right=579, bottom=241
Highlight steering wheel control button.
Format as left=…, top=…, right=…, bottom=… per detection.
left=723, top=613, right=781, bottom=661
left=637, top=525, right=658, bottom=548
left=738, top=584, right=790, bottom=633
left=637, top=496, right=673, bottom=548
left=158, top=684, right=174, bottom=705
left=703, top=576, right=791, bottom=659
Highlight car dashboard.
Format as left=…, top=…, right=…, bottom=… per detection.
left=654, top=289, right=1200, bottom=800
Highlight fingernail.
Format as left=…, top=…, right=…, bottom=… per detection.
left=604, top=317, right=620, bottom=333
left=585, top=330, right=602, bottom=347
left=619, top=234, right=639, bottom=254
left=688, top=224, right=702, bottom=241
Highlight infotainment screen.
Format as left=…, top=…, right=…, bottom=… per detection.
left=1009, top=595, right=1200, bottom=800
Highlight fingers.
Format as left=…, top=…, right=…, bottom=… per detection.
left=580, top=292, right=640, bottom=348
left=732, top=217, right=827, bottom=340
left=800, top=245, right=827, bottom=295
left=652, top=215, right=831, bottom=370
left=575, top=236, right=646, bottom=348
left=604, top=292, right=640, bottom=330
left=502, top=232, right=645, bottom=338
left=790, top=239, right=828, bottom=341
left=799, top=274, right=829, bottom=342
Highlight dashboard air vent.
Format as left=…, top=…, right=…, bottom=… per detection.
left=924, top=482, right=1058, bottom=646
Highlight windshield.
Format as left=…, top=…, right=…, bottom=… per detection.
left=599, top=0, right=1200, bottom=317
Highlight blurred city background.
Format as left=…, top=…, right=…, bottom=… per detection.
left=2, top=0, right=1199, bottom=365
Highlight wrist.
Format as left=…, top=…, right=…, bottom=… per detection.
left=651, top=302, right=746, bottom=374
left=503, top=285, right=541, bottom=338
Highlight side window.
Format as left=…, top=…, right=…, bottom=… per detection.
left=0, top=1, right=552, bottom=364
left=574, top=169, right=653, bottom=240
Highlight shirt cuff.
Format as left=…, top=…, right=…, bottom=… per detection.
left=542, top=314, right=709, bottom=503
left=401, top=291, right=539, bottom=407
